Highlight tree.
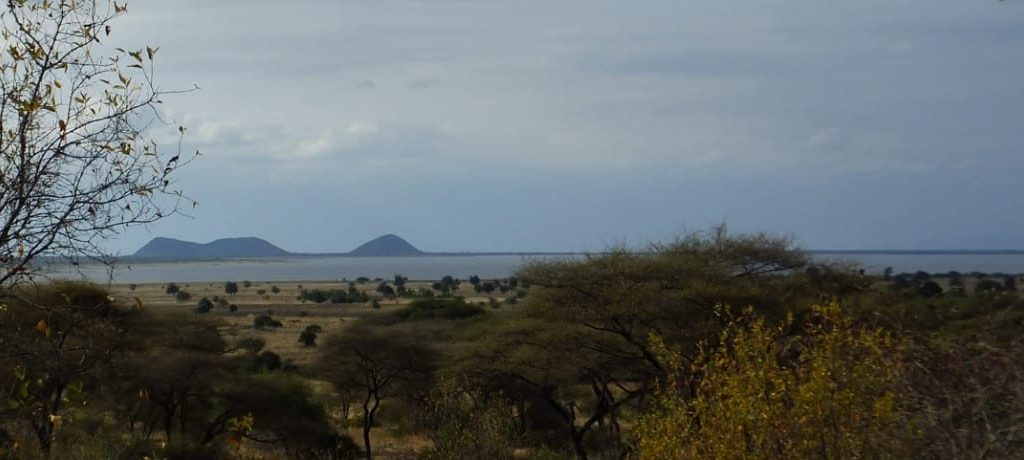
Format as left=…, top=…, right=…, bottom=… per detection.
left=0, top=282, right=139, bottom=454
left=976, top=279, right=1004, bottom=295
left=194, top=297, right=213, bottom=314
left=224, top=281, right=239, bottom=295
left=0, top=0, right=196, bottom=289
left=175, top=290, right=191, bottom=302
left=917, top=280, right=944, bottom=298
left=298, top=325, right=321, bottom=347
left=253, top=314, right=282, bottom=330
left=493, top=226, right=822, bottom=458
left=376, top=282, right=395, bottom=298
left=317, top=328, right=437, bottom=460
left=480, top=281, right=496, bottom=294
left=166, top=283, right=180, bottom=295
left=635, top=304, right=907, bottom=459
left=454, top=319, right=648, bottom=459
left=517, top=226, right=811, bottom=385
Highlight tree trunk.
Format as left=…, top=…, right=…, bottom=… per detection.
left=362, top=390, right=381, bottom=460
left=570, top=428, right=589, bottom=460
left=35, top=383, right=66, bottom=456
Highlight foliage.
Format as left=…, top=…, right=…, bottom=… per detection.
left=317, top=327, right=438, bottom=460
left=224, top=281, right=239, bottom=295
left=418, top=390, right=518, bottom=460
left=0, top=282, right=138, bottom=454
left=166, top=283, right=181, bottom=295
left=634, top=303, right=907, bottom=459
left=299, top=288, right=369, bottom=304
left=376, top=282, right=395, bottom=298
left=175, top=290, right=192, bottom=302
left=903, top=335, right=1024, bottom=459
left=195, top=297, right=214, bottom=314
left=299, top=325, right=320, bottom=347
left=254, top=314, right=283, bottom=330
left=976, top=278, right=1004, bottom=294
left=393, top=298, right=485, bottom=322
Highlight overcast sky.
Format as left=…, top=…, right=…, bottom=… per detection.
left=106, top=0, right=1024, bottom=253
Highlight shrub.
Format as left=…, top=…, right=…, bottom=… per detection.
left=271, top=285, right=281, bottom=294
left=635, top=304, right=907, bottom=459
left=175, top=290, right=192, bottom=302
left=194, top=298, right=214, bottom=314
left=976, top=279, right=1004, bottom=295
left=224, top=281, right=239, bottom=294
left=917, top=280, right=944, bottom=298
left=166, top=283, right=180, bottom=295
left=254, top=314, right=283, bottom=330
left=393, top=298, right=485, bottom=321
left=299, top=330, right=318, bottom=347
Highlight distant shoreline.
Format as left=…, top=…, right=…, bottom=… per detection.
left=95, top=249, right=1024, bottom=264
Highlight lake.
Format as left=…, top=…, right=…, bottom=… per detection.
left=43, top=253, right=1024, bottom=284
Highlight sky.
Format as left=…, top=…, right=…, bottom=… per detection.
left=105, top=0, right=1024, bottom=254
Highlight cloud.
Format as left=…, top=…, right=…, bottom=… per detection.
left=408, top=78, right=441, bottom=90
left=806, top=129, right=851, bottom=153
left=100, top=0, right=1024, bottom=253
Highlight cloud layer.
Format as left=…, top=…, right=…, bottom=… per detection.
left=102, top=0, right=1024, bottom=252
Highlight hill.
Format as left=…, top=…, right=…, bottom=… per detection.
left=133, top=237, right=291, bottom=259
left=348, top=234, right=424, bottom=257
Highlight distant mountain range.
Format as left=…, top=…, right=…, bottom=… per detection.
left=131, top=234, right=425, bottom=260
left=133, top=237, right=292, bottom=259
left=132, top=234, right=1024, bottom=261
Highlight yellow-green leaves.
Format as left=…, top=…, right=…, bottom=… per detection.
left=636, top=303, right=908, bottom=460
left=35, top=319, right=50, bottom=337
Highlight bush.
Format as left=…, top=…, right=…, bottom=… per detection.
left=393, top=298, right=485, bottom=321
left=271, top=285, right=281, bottom=294
left=175, top=290, right=191, bottom=302
left=635, top=304, right=907, bottom=459
left=976, top=279, right=1004, bottom=295
left=224, top=281, right=239, bottom=294
left=917, top=280, right=944, bottom=298
left=299, top=330, right=318, bottom=347
left=165, top=283, right=180, bottom=295
left=254, top=314, right=283, bottom=330
left=194, top=297, right=214, bottom=314
left=298, top=288, right=369, bottom=304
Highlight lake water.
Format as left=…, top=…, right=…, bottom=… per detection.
left=44, top=253, right=1024, bottom=284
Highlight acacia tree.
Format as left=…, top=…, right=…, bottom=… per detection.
left=317, top=328, right=436, bottom=460
left=0, top=0, right=196, bottom=288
